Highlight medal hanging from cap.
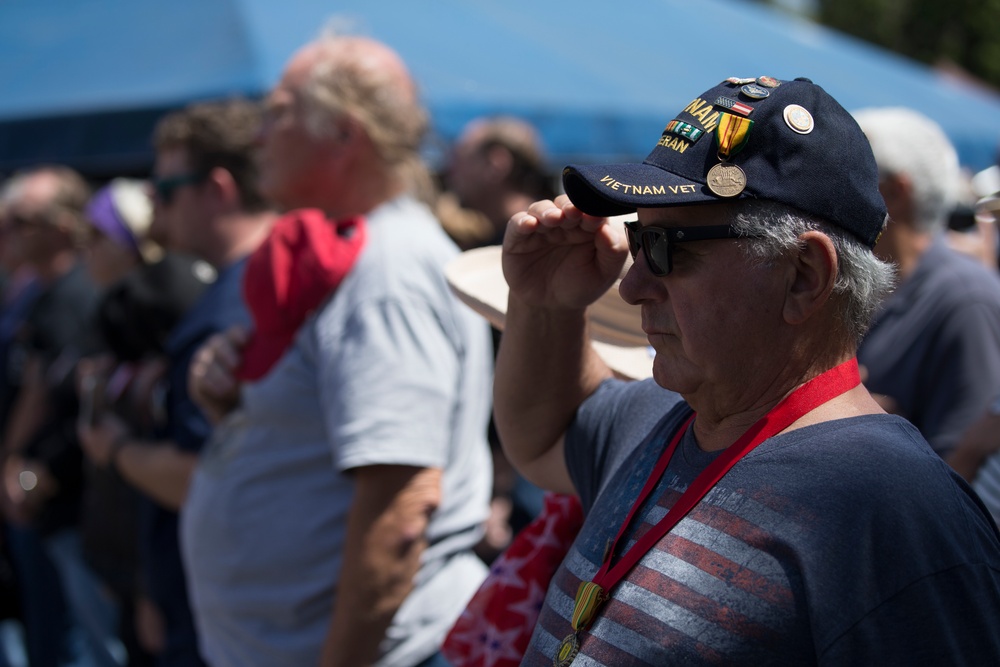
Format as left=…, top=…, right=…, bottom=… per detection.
left=706, top=112, right=753, bottom=198
left=554, top=357, right=862, bottom=667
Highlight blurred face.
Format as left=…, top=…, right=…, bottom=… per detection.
left=618, top=202, right=785, bottom=404
left=5, top=172, right=67, bottom=268
left=82, top=226, right=138, bottom=288
left=870, top=174, right=910, bottom=265
left=7, top=208, right=59, bottom=268
left=257, top=47, right=341, bottom=210
left=446, top=125, right=492, bottom=209
left=152, top=147, right=211, bottom=258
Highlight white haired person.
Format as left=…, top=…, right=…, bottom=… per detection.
left=854, top=107, right=1000, bottom=458
left=184, top=31, right=493, bottom=667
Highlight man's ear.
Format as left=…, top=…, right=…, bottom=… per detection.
left=205, top=167, right=242, bottom=209
left=783, top=230, right=838, bottom=325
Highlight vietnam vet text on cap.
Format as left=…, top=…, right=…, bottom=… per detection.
left=563, top=76, right=888, bottom=248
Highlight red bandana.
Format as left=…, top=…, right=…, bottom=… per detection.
left=238, top=209, right=366, bottom=381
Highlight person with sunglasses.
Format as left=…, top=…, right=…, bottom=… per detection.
left=494, top=76, right=1000, bottom=665
left=77, top=98, right=275, bottom=667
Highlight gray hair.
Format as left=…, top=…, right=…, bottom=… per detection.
left=300, top=31, right=428, bottom=169
left=731, top=200, right=895, bottom=345
left=853, top=107, right=959, bottom=233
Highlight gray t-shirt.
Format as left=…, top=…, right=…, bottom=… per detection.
left=180, top=196, right=494, bottom=667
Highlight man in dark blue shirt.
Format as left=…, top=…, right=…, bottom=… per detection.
left=78, top=99, right=275, bottom=667
left=855, top=107, right=1000, bottom=458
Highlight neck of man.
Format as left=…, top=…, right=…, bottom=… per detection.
left=688, top=341, right=881, bottom=452
left=208, top=210, right=278, bottom=270
left=893, top=236, right=934, bottom=284
left=317, top=164, right=407, bottom=220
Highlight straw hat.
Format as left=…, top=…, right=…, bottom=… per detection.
left=444, top=224, right=653, bottom=381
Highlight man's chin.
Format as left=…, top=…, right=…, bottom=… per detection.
left=650, top=356, right=698, bottom=396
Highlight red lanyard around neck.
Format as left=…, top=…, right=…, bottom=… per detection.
left=571, top=357, right=862, bottom=633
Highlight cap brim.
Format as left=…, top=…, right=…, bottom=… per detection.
left=444, top=245, right=653, bottom=381
left=563, top=162, right=720, bottom=217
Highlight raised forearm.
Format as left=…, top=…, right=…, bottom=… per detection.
left=493, top=295, right=611, bottom=493
left=114, top=441, right=198, bottom=510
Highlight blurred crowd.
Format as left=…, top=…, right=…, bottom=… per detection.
left=1, top=23, right=1000, bottom=667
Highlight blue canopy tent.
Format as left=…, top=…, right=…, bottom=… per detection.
left=2, top=0, right=999, bottom=178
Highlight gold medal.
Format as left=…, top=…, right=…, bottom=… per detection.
left=706, top=163, right=747, bottom=197
left=553, top=581, right=607, bottom=665
left=554, top=633, right=580, bottom=666
left=706, top=111, right=751, bottom=197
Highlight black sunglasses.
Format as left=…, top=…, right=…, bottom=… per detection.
left=624, top=219, right=754, bottom=276
left=153, top=172, right=208, bottom=205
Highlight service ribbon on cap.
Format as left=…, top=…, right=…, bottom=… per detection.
left=665, top=119, right=705, bottom=143
left=715, top=112, right=753, bottom=160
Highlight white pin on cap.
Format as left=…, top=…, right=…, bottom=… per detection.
left=783, top=104, right=815, bottom=134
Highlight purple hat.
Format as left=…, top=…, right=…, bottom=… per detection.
left=85, top=178, right=156, bottom=260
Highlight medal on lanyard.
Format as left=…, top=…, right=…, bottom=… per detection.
left=555, top=580, right=607, bottom=666
left=555, top=358, right=862, bottom=666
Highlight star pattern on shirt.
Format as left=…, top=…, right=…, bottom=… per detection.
left=505, top=579, right=549, bottom=621
left=523, top=509, right=569, bottom=552
left=442, top=493, right=584, bottom=667
left=483, top=550, right=533, bottom=591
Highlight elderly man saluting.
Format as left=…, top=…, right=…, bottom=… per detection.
left=494, top=75, right=1000, bottom=665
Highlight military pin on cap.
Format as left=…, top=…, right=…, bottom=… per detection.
left=756, top=75, right=781, bottom=88
left=783, top=104, right=814, bottom=134
left=740, top=84, right=770, bottom=99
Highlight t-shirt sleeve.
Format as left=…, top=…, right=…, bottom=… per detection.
left=565, top=378, right=684, bottom=512
left=920, top=300, right=1000, bottom=456
left=820, top=563, right=1000, bottom=664
left=316, top=297, right=460, bottom=472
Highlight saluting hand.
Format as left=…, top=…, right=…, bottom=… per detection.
left=502, top=195, right=629, bottom=311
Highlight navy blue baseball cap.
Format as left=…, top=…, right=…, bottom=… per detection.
left=563, top=77, right=888, bottom=248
